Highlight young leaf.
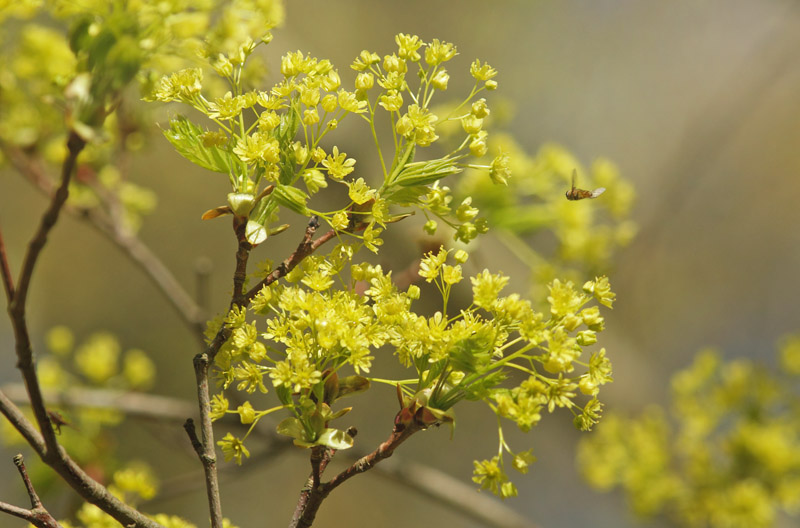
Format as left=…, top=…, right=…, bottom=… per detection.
left=163, top=116, right=234, bottom=174
left=315, top=428, right=354, bottom=450
left=272, top=184, right=310, bottom=216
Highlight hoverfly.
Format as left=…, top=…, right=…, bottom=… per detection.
left=565, top=169, right=605, bottom=200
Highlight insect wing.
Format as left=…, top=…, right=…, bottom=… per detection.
left=590, top=187, right=606, bottom=198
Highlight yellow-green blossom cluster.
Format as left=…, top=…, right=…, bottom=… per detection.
left=455, top=138, right=636, bottom=305
left=579, top=341, right=800, bottom=527
left=152, top=31, right=506, bottom=250
left=210, top=243, right=614, bottom=499
left=1, top=2, right=285, bottom=239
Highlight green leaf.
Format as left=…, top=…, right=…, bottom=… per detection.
left=164, top=116, right=234, bottom=174
left=381, top=184, right=429, bottom=205
left=337, top=375, right=371, bottom=399
left=272, top=184, right=310, bottom=215
left=394, top=158, right=462, bottom=188
left=329, top=406, right=352, bottom=420
left=276, top=417, right=306, bottom=441
left=315, top=428, right=354, bottom=450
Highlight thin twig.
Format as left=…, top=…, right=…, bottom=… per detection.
left=183, top=418, right=205, bottom=457
left=8, top=131, right=85, bottom=459
left=0, top=500, right=42, bottom=526
left=291, top=420, right=424, bottom=528
left=188, top=215, right=330, bottom=527
left=186, top=216, right=259, bottom=528
left=0, top=141, right=207, bottom=340
left=0, top=384, right=196, bottom=422
left=0, top=390, right=164, bottom=528
left=4, top=383, right=535, bottom=528
left=0, top=224, right=15, bottom=301
left=191, top=353, right=224, bottom=528
left=2, top=130, right=165, bottom=528
left=11, top=454, right=63, bottom=528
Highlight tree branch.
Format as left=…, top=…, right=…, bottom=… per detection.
left=375, top=457, right=540, bottom=528
left=0, top=383, right=196, bottom=422
left=190, top=355, right=224, bottom=528
left=0, top=390, right=164, bottom=528
left=290, top=420, right=424, bottom=528
left=1, top=454, right=63, bottom=528
left=1, top=131, right=166, bottom=528
left=243, top=216, right=329, bottom=303
left=188, top=215, right=333, bottom=527
left=0, top=225, right=14, bottom=302
left=186, top=215, right=260, bottom=528
left=0, top=141, right=207, bottom=340
left=7, top=130, right=85, bottom=461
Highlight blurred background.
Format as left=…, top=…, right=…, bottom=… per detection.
left=2, top=1, right=800, bottom=527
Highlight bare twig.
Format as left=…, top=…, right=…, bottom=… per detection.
left=8, top=131, right=85, bottom=458
left=186, top=216, right=260, bottom=528
left=375, top=457, right=540, bottom=528
left=2, top=383, right=535, bottom=528
left=0, top=141, right=207, bottom=340
left=290, top=420, right=424, bottom=528
left=0, top=478, right=61, bottom=528
left=0, top=500, right=48, bottom=527
left=0, top=225, right=14, bottom=302
left=0, top=390, right=163, bottom=528
left=5, top=454, right=62, bottom=528
left=2, top=130, right=166, bottom=528
left=183, top=418, right=205, bottom=457
left=189, top=355, right=224, bottom=528
left=0, top=384, right=196, bottom=422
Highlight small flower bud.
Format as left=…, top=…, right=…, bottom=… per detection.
left=577, top=330, right=597, bottom=346
left=212, top=54, right=233, bottom=77
left=311, top=147, right=326, bottom=163
left=470, top=134, right=488, bottom=157
left=471, top=98, right=490, bottom=118
left=355, top=72, right=374, bottom=91
left=292, top=142, right=309, bottom=165
left=303, top=107, right=320, bottom=125
left=383, top=54, right=406, bottom=73
left=406, top=284, right=421, bottom=300
left=461, top=115, right=483, bottom=135
left=395, top=114, right=413, bottom=136
left=431, top=69, right=449, bottom=90
left=579, top=376, right=598, bottom=396
left=321, top=94, right=337, bottom=112
left=300, top=87, right=320, bottom=107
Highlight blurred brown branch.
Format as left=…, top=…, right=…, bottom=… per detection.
left=0, top=131, right=164, bottom=528
left=0, top=141, right=207, bottom=341
left=0, top=454, right=61, bottom=528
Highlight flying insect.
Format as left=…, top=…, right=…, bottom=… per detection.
left=565, top=169, right=605, bottom=200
